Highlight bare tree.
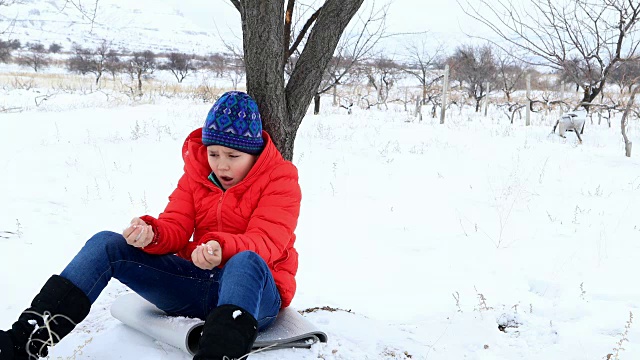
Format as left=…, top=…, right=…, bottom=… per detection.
left=494, top=48, right=528, bottom=102
left=609, top=60, right=640, bottom=93
left=365, top=55, right=400, bottom=109
left=461, top=0, right=640, bottom=109
left=7, top=39, right=18, bottom=49
left=103, top=49, right=121, bottom=80
left=230, top=0, right=364, bottom=160
left=207, top=38, right=245, bottom=89
left=126, top=50, right=156, bottom=94
left=0, top=39, right=12, bottom=62
left=402, top=37, right=444, bottom=105
left=162, top=52, right=196, bottom=83
left=67, top=44, right=93, bottom=73
left=207, top=53, right=227, bottom=77
left=448, top=44, right=497, bottom=112
left=312, top=2, right=387, bottom=114
left=213, top=35, right=247, bottom=89
left=621, top=85, right=639, bottom=157
left=67, top=41, right=116, bottom=84
left=227, top=56, right=245, bottom=90
left=554, top=56, right=585, bottom=92
left=48, top=43, right=63, bottom=53
left=92, top=41, right=116, bottom=84
left=0, top=38, right=19, bottom=62
left=18, top=43, right=50, bottom=72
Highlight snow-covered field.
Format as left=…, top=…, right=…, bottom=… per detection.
left=1, top=87, right=640, bottom=359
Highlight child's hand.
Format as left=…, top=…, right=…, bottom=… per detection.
left=191, top=240, right=222, bottom=270
left=123, top=217, right=154, bottom=248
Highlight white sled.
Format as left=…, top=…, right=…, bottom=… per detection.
left=110, top=293, right=328, bottom=355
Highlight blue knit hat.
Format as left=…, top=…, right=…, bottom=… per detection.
left=202, top=91, right=264, bottom=154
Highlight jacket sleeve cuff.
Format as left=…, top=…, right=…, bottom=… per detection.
left=215, top=236, right=237, bottom=266
left=140, top=215, right=161, bottom=252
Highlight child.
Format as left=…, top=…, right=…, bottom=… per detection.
left=0, top=91, right=302, bottom=360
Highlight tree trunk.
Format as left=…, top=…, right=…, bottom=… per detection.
left=332, top=85, right=337, bottom=106
left=581, top=82, right=604, bottom=110
left=238, top=0, right=364, bottom=160
left=621, top=85, right=639, bottom=157
left=137, top=70, right=143, bottom=93
left=484, top=82, right=489, bottom=117
left=240, top=0, right=288, bottom=155
left=440, top=64, right=449, bottom=125
left=404, top=88, right=408, bottom=112
left=526, top=74, right=531, bottom=126
left=314, top=94, right=321, bottom=115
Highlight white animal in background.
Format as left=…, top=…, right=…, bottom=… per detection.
left=552, top=109, right=587, bottom=143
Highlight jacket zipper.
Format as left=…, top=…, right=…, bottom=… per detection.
left=216, top=192, right=226, bottom=232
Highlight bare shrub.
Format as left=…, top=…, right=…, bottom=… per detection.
left=17, top=43, right=50, bottom=72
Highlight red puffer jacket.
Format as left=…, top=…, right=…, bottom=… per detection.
left=139, top=129, right=301, bottom=307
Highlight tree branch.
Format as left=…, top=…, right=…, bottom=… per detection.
left=60, top=0, right=100, bottom=32
left=460, top=0, right=640, bottom=105
left=286, top=0, right=364, bottom=126
left=284, top=0, right=295, bottom=64
left=0, top=0, right=24, bottom=6
left=317, top=1, right=387, bottom=95
left=287, top=6, right=322, bottom=61
left=621, top=77, right=640, bottom=156
left=230, top=0, right=241, bottom=13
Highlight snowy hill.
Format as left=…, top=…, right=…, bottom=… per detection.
left=0, top=0, right=239, bottom=54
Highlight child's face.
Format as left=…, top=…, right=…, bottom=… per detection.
left=206, top=145, right=258, bottom=189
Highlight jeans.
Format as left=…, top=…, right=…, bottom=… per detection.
left=60, top=231, right=281, bottom=330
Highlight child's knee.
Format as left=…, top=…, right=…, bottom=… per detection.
left=87, top=230, right=126, bottom=250
left=226, top=250, right=264, bottom=269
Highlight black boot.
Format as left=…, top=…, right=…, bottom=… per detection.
left=194, top=305, right=258, bottom=360
left=0, top=331, right=15, bottom=360
left=0, top=275, right=91, bottom=360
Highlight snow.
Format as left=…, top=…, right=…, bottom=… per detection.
left=1, top=83, right=640, bottom=359
left=1, top=0, right=233, bottom=54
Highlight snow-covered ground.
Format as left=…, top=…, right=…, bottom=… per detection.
left=1, top=87, right=640, bottom=359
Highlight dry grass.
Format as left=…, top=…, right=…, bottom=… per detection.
left=0, top=70, right=240, bottom=98
left=0, top=70, right=245, bottom=112
left=0, top=71, right=98, bottom=90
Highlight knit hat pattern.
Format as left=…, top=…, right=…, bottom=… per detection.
left=202, top=91, right=264, bottom=154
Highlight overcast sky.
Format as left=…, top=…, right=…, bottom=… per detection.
left=2, top=0, right=503, bottom=55
left=168, top=0, right=496, bottom=53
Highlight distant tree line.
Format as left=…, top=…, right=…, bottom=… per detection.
left=1, top=36, right=640, bottom=113
left=0, top=39, right=241, bottom=87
